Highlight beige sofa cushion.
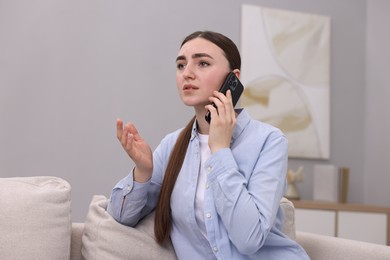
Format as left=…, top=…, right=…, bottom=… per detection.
left=296, top=231, right=390, bottom=260
left=82, top=195, right=177, bottom=260
left=280, top=197, right=296, bottom=240
left=0, top=176, right=72, bottom=259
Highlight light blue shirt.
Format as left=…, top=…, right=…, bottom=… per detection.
left=107, top=109, right=309, bottom=259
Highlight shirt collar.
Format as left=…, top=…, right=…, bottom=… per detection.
left=190, top=108, right=250, bottom=143
left=190, top=121, right=198, bottom=141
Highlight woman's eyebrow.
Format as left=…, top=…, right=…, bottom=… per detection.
left=176, top=55, right=186, bottom=62
left=192, top=53, right=214, bottom=59
left=176, top=53, right=214, bottom=62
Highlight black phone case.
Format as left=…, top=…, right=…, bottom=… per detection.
left=205, top=72, right=244, bottom=123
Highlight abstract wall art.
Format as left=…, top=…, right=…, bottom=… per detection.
left=240, top=5, right=331, bottom=159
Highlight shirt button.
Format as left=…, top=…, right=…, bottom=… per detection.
left=213, top=247, right=218, bottom=252
left=126, top=185, right=131, bottom=191
left=205, top=184, right=209, bottom=189
left=206, top=213, right=211, bottom=219
left=207, top=166, right=212, bottom=173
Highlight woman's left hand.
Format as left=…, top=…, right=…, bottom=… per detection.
left=205, top=90, right=236, bottom=153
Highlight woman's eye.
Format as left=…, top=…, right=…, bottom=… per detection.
left=176, top=63, right=186, bottom=70
left=199, top=61, right=209, bottom=67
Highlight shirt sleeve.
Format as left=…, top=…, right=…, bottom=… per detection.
left=106, top=131, right=176, bottom=226
left=206, top=129, right=288, bottom=254
left=106, top=170, right=152, bottom=226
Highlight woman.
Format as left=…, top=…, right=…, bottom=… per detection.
left=108, top=31, right=309, bottom=259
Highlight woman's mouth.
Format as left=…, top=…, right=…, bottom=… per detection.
left=183, top=84, right=199, bottom=91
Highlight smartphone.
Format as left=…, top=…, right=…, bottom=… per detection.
left=205, top=72, right=244, bottom=123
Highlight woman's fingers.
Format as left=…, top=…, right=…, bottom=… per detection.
left=117, top=119, right=128, bottom=147
left=126, top=123, right=141, bottom=140
left=207, top=90, right=234, bottom=122
left=116, top=118, right=124, bottom=140
left=224, top=90, right=234, bottom=120
left=117, top=119, right=136, bottom=150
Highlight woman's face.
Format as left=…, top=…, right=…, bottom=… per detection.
left=176, top=38, right=231, bottom=109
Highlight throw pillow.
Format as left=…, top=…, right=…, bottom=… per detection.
left=0, top=176, right=72, bottom=259
left=81, top=195, right=177, bottom=260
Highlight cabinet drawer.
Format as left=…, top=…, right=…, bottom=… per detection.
left=295, top=209, right=336, bottom=236
left=338, top=211, right=387, bottom=245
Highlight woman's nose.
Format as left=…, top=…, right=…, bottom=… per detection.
left=182, top=64, right=195, bottom=79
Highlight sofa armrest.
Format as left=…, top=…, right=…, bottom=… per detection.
left=71, top=223, right=85, bottom=260
left=296, top=231, right=390, bottom=260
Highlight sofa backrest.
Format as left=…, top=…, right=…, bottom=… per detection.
left=0, top=176, right=296, bottom=260
left=0, top=176, right=72, bottom=260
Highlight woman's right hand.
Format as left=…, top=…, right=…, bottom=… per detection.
left=116, top=119, right=153, bottom=182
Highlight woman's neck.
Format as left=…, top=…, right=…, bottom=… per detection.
left=194, top=108, right=210, bottom=135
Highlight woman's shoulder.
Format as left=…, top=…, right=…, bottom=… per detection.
left=252, top=119, right=284, bottom=135
left=158, top=127, right=185, bottom=147
left=246, top=121, right=286, bottom=149
left=240, top=110, right=285, bottom=137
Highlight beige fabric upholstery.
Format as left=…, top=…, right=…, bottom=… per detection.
left=81, top=195, right=177, bottom=260
left=2, top=176, right=389, bottom=260
left=71, top=223, right=84, bottom=260
left=0, top=176, right=72, bottom=260
left=280, top=197, right=296, bottom=240
left=296, top=231, right=390, bottom=260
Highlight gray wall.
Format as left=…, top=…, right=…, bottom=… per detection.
left=1, top=0, right=388, bottom=222
left=364, top=0, right=390, bottom=206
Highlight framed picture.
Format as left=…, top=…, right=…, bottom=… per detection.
left=240, top=5, right=331, bottom=159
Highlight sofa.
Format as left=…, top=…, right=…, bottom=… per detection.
left=1, top=176, right=390, bottom=260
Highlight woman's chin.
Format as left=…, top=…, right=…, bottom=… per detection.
left=181, top=99, right=207, bottom=107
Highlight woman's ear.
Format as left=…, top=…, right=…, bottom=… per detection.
left=232, top=69, right=241, bottom=79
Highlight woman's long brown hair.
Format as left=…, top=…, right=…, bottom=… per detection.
left=154, top=116, right=195, bottom=244
left=154, top=31, right=241, bottom=244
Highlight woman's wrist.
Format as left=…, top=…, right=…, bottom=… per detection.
left=133, top=167, right=152, bottom=183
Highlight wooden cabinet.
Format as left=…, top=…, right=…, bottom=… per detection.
left=292, top=200, right=390, bottom=245
left=295, top=208, right=336, bottom=236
